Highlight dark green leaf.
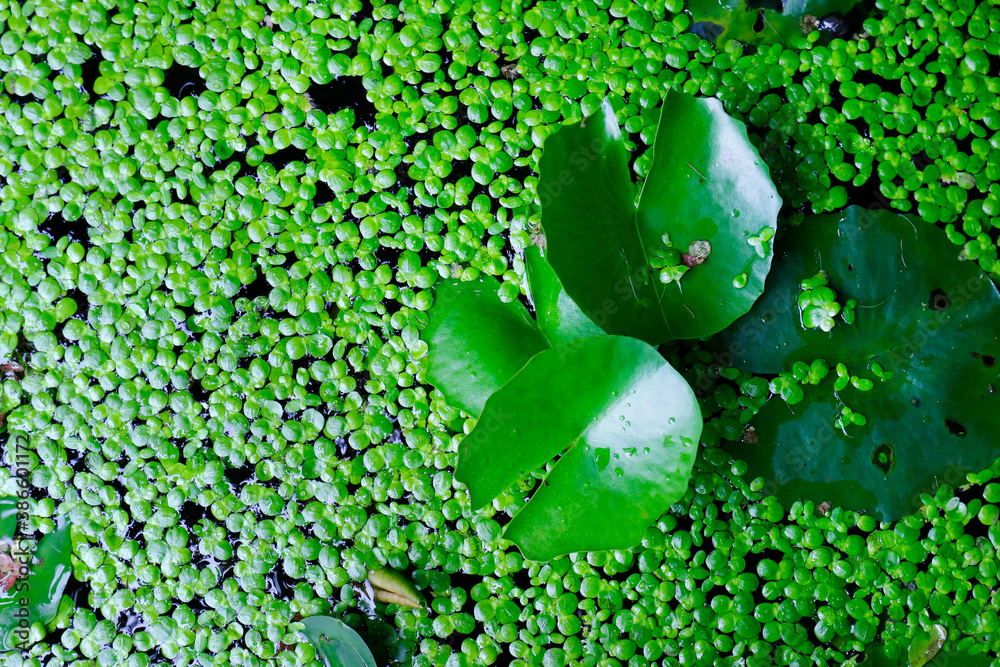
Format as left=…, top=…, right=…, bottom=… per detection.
left=539, top=91, right=780, bottom=344
left=636, top=91, right=782, bottom=339
left=424, top=278, right=548, bottom=418
left=524, top=245, right=605, bottom=347
left=0, top=518, right=73, bottom=650
left=457, top=336, right=702, bottom=560
left=299, top=616, right=377, bottom=667
left=0, top=498, right=17, bottom=539
left=715, top=207, right=1000, bottom=520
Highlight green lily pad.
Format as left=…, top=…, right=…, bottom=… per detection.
left=524, top=246, right=605, bottom=347
left=538, top=91, right=781, bottom=344
left=298, top=616, right=377, bottom=667
left=715, top=207, right=1000, bottom=520
left=424, top=278, right=548, bottom=418
left=908, top=625, right=947, bottom=667
left=0, top=518, right=73, bottom=650
left=426, top=259, right=605, bottom=418
left=0, top=498, right=17, bottom=538
left=457, top=335, right=702, bottom=560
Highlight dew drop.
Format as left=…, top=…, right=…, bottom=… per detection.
left=732, top=209, right=741, bottom=218
left=668, top=417, right=676, bottom=424
left=614, top=467, right=624, bottom=476
left=733, top=273, right=748, bottom=289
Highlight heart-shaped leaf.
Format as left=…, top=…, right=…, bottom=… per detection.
left=714, top=207, right=1000, bottom=520
left=524, top=245, right=605, bottom=347
left=0, top=517, right=73, bottom=650
left=298, top=616, right=377, bottom=667
left=539, top=90, right=781, bottom=344
left=457, top=335, right=702, bottom=560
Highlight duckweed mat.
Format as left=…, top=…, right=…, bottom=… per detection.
left=3, top=0, right=1000, bottom=665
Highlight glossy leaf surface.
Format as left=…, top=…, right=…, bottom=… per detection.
left=0, top=518, right=72, bottom=650
left=636, top=90, right=782, bottom=339
left=524, top=245, right=605, bottom=347
left=0, top=498, right=16, bottom=538
left=908, top=625, right=946, bottom=667
left=456, top=336, right=702, bottom=560
left=424, top=278, right=547, bottom=418
left=716, top=207, right=1000, bottom=520
left=299, top=616, right=377, bottom=667
left=539, top=91, right=780, bottom=343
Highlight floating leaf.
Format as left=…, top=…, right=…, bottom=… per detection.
left=0, top=498, right=17, bottom=539
left=424, top=278, right=547, bottom=418
left=0, top=518, right=73, bottom=650
left=909, top=625, right=947, bottom=667
left=457, top=335, right=702, bottom=560
left=524, top=245, right=605, bottom=347
left=714, top=207, right=1000, bottom=520
left=539, top=91, right=781, bottom=344
left=298, top=616, right=377, bottom=667
left=367, top=568, right=424, bottom=609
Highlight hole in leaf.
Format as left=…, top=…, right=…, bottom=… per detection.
left=910, top=397, right=921, bottom=408
left=944, top=418, right=967, bottom=437
left=847, top=263, right=854, bottom=272
left=752, top=9, right=766, bottom=33
left=983, top=355, right=996, bottom=368
left=871, top=443, right=894, bottom=474
left=929, top=288, right=950, bottom=311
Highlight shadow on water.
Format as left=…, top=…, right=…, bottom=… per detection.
left=308, top=74, right=378, bottom=128
left=163, top=64, right=206, bottom=100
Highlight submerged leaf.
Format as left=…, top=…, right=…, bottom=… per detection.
left=299, top=616, right=377, bottom=667
left=714, top=207, right=1000, bottom=520
left=457, top=336, right=702, bottom=560
left=539, top=91, right=781, bottom=343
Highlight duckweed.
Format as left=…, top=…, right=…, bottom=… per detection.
left=3, top=0, right=1000, bottom=664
